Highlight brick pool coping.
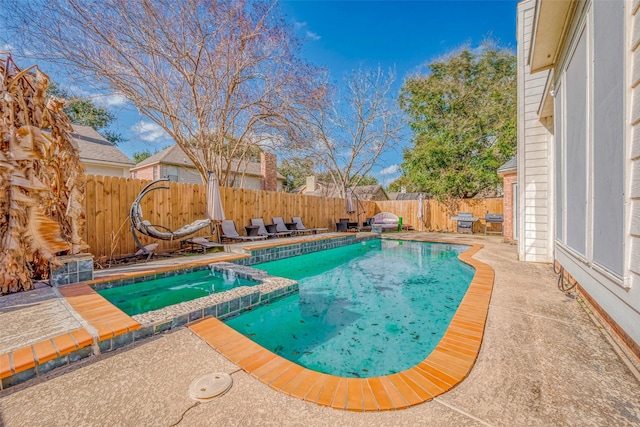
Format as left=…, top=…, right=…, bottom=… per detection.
left=188, top=237, right=494, bottom=411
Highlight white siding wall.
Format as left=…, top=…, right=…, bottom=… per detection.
left=529, top=0, right=640, bottom=350
left=629, top=0, right=640, bottom=290
left=84, top=162, right=131, bottom=178
left=517, top=0, right=553, bottom=262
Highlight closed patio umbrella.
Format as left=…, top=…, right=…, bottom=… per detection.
left=417, top=193, right=424, bottom=231
left=206, top=171, right=225, bottom=241
left=346, top=187, right=355, bottom=214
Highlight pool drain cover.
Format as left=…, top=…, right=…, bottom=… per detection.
left=188, top=372, right=233, bottom=401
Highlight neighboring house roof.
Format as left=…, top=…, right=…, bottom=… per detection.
left=292, top=181, right=389, bottom=200
left=131, top=144, right=284, bottom=179
left=66, top=124, right=134, bottom=167
left=497, top=156, right=517, bottom=173
left=353, top=184, right=389, bottom=201
left=390, top=192, right=430, bottom=201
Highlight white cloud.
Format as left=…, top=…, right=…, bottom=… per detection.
left=94, top=93, right=129, bottom=108
left=379, top=164, right=400, bottom=175
left=1, top=43, right=16, bottom=53
left=380, top=176, right=397, bottom=187
left=131, top=121, right=170, bottom=143
left=293, top=21, right=320, bottom=41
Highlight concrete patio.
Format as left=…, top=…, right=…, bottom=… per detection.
left=0, top=232, right=639, bottom=426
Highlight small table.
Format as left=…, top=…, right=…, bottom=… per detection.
left=245, top=225, right=260, bottom=236
left=265, top=224, right=278, bottom=234
left=285, top=222, right=298, bottom=231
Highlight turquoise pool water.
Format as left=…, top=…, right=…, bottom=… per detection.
left=98, top=269, right=256, bottom=316
left=226, top=239, right=474, bottom=377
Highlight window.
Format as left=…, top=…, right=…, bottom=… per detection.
left=554, top=83, right=564, bottom=243
left=564, top=28, right=588, bottom=257
left=592, top=0, right=624, bottom=277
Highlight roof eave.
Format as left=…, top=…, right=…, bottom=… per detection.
left=82, top=158, right=135, bottom=168
left=529, top=0, right=577, bottom=73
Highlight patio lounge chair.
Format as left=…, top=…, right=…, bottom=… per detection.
left=251, top=218, right=292, bottom=238
left=292, top=217, right=328, bottom=234
left=272, top=217, right=302, bottom=236
left=181, top=236, right=224, bottom=253
left=221, top=220, right=267, bottom=242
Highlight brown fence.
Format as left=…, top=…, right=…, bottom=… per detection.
left=83, top=175, right=503, bottom=259
left=83, top=175, right=377, bottom=259
left=375, top=198, right=504, bottom=234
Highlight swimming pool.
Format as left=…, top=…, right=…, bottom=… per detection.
left=225, top=239, right=474, bottom=377
left=98, top=269, right=258, bottom=316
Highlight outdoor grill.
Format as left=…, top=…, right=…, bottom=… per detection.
left=484, top=213, right=504, bottom=235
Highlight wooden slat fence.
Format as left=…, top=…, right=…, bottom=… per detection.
left=375, top=198, right=504, bottom=234
left=83, top=175, right=503, bottom=259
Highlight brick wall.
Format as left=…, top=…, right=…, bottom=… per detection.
left=131, top=165, right=154, bottom=180
left=500, top=171, right=517, bottom=243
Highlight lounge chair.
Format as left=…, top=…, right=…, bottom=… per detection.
left=292, top=217, right=328, bottom=234
left=251, top=218, right=292, bottom=238
left=272, top=217, right=303, bottom=236
left=181, top=236, right=224, bottom=253
left=221, top=220, right=267, bottom=242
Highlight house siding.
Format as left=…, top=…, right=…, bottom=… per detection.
left=522, top=0, right=640, bottom=353
left=130, top=163, right=283, bottom=191
left=630, top=1, right=640, bottom=291
left=517, top=0, right=553, bottom=262
left=84, top=163, right=130, bottom=178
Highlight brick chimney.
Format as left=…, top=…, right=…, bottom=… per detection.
left=305, top=176, right=317, bottom=194
left=260, top=151, right=277, bottom=192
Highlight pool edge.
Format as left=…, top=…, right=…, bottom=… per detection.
left=188, top=237, right=494, bottom=412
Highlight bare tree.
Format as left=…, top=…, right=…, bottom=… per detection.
left=290, top=67, right=405, bottom=196
left=2, top=0, right=323, bottom=184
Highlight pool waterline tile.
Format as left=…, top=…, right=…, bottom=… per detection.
left=189, top=237, right=494, bottom=412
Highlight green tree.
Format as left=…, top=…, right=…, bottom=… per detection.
left=132, top=150, right=154, bottom=164
left=351, top=175, right=378, bottom=186
left=398, top=41, right=516, bottom=199
left=279, top=157, right=316, bottom=192
left=47, top=83, right=125, bottom=145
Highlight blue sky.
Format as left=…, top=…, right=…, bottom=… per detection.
left=280, top=0, right=518, bottom=185
left=4, top=0, right=517, bottom=186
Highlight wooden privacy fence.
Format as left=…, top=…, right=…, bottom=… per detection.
left=83, top=175, right=503, bottom=259
left=375, top=198, right=503, bottom=234
left=83, top=175, right=377, bottom=259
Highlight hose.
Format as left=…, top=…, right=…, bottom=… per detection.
left=554, top=251, right=576, bottom=292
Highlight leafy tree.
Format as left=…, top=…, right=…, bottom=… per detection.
left=132, top=150, right=155, bottom=164
left=351, top=175, right=378, bottom=186
left=46, top=83, right=125, bottom=145
left=397, top=41, right=516, bottom=199
left=6, top=0, right=324, bottom=186
left=279, top=157, right=316, bottom=192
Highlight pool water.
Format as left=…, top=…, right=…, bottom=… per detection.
left=226, top=239, right=474, bottom=377
left=98, top=269, right=257, bottom=316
